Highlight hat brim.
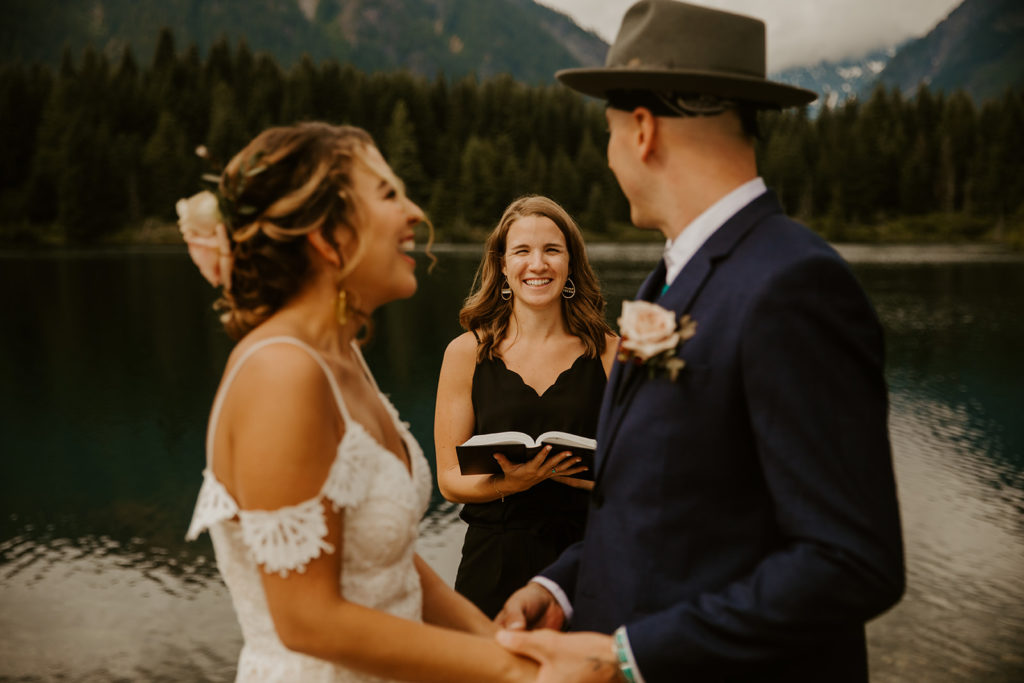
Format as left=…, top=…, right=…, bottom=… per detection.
left=556, top=67, right=817, bottom=109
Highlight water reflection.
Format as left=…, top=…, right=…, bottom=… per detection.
left=860, top=260, right=1024, bottom=682
left=1, top=247, right=1023, bottom=681
left=1, top=534, right=238, bottom=682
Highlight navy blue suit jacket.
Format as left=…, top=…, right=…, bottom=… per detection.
left=541, top=192, right=904, bottom=682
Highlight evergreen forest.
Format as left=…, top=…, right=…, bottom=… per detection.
left=2, top=30, right=1022, bottom=247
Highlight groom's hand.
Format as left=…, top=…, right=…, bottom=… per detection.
left=495, top=582, right=565, bottom=631
left=496, top=629, right=619, bottom=683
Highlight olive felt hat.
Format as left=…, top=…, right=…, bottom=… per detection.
left=556, top=0, right=816, bottom=109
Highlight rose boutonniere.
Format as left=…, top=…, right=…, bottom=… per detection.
left=617, top=300, right=698, bottom=381
left=176, top=190, right=233, bottom=290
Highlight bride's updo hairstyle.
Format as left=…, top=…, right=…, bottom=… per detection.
left=214, top=122, right=377, bottom=340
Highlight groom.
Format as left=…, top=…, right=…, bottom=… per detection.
left=495, top=2, right=904, bottom=681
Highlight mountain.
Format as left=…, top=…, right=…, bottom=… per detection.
left=873, top=0, right=1024, bottom=102
left=0, top=0, right=608, bottom=84
left=770, top=46, right=901, bottom=113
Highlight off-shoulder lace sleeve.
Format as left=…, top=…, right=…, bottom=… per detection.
left=186, top=426, right=382, bottom=578
left=238, top=497, right=335, bottom=577
left=320, top=422, right=375, bottom=511
left=186, top=469, right=240, bottom=541
left=185, top=336, right=385, bottom=577
left=205, top=425, right=377, bottom=577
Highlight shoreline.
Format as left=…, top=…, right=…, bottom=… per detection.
left=1, top=241, right=1021, bottom=264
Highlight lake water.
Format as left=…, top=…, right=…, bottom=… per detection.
left=1, top=244, right=1022, bottom=682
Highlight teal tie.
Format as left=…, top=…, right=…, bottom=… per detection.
left=646, top=259, right=667, bottom=302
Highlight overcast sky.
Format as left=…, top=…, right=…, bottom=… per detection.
left=538, top=0, right=963, bottom=71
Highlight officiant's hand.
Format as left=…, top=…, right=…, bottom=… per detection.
left=495, top=581, right=565, bottom=631
left=494, top=446, right=588, bottom=494
left=496, top=629, right=619, bottom=683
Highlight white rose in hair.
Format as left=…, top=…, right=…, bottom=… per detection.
left=618, top=300, right=681, bottom=361
left=176, top=190, right=232, bottom=289
left=176, top=190, right=222, bottom=239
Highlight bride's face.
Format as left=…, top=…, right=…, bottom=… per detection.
left=338, top=146, right=425, bottom=312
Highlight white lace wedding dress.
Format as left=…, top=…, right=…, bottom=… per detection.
left=186, top=336, right=432, bottom=682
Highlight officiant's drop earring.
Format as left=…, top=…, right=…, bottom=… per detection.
left=336, top=288, right=349, bottom=325
left=500, top=278, right=512, bottom=301
left=562, top=277, right=576, bottom=299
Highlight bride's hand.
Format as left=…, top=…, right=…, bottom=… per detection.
left=493, top=446, right=588, bottom=495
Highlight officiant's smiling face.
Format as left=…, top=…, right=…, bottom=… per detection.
left=501, top=215, right=570, bottom=309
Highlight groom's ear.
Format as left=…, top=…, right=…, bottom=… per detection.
left=632, top=107, right=658, bottom=162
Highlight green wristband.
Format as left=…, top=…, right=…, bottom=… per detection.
left=613, top=628, right=638, bottom=683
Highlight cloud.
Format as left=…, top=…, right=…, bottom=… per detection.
left=539, top=0, right=963, bottom=70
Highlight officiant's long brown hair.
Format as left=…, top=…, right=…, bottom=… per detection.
left=460, top=195, right=612, bottom=363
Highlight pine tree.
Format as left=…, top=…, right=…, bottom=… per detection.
left=458, top=136, right=499, bottom=227
left=581, top=182, right=609, bottom=235
left=142, top=110, right=195, bottom=219
left=547, top=148, right=580, bottom=213
left=385, top=99, right=428, bottom=205
left=520, top=143, right=547, bottom=195
left=57, top=116, right=124, bottom=242
left=0, top=63, right=52, bottom=215
left=281, top=55, right=317, bottom=123
left=206, top=81, right=247, bottom=165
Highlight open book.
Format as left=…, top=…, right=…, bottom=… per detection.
left=456, top=430, right=596, bottom=477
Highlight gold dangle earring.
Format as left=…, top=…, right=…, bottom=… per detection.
left=562, top=277, right=576, bottom=299
left=500, top=277, right=512, bottom=301
left=336, top=288, right=349, bottom=325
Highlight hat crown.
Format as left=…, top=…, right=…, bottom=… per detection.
left=602, top=0, right=765, bottom=78
left=555, top=0, right=817, bottom=108
left=607, top=0, right=765, bottom=79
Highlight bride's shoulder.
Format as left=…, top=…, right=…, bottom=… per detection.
left=228, top=339, right=331, bottom=398
left=224, top=344, right=342, bottom=510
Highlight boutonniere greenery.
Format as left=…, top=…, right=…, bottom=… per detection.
left=617, top=300, right=698, bottom=381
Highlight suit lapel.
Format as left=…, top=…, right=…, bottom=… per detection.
left=608, top=259, right=666, bottom=405
left=597, top=255, right=716, bottom=481
left=594, top=191, right=785, bottom=483
left=636, top=258, right=667, bottom=303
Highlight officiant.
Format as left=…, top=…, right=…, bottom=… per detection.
left=434, top=196, right=618, bottom=617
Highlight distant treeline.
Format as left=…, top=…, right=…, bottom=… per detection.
left=1, top=29, right=1022, bottom=246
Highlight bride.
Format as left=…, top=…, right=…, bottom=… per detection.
left=183, top=122, right=536, bottom=682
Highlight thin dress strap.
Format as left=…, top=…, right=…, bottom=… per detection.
left=203, top=335, right=353, bottom=467
left=349, top=340, right=382, bottom=394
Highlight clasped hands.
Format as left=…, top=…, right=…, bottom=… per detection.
left=493, top=445, right=594, bottom=494
left=493, top=582, right=621, bottom=683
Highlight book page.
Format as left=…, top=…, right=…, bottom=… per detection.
left=459, top=431, right=535, bottom=448
left=536, top=431, right=596, bottom=450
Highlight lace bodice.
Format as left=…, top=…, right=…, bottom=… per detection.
left=186, top=336, right=432, bottom=682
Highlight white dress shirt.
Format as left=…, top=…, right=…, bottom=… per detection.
left=663, top=176, right=767, bottom=287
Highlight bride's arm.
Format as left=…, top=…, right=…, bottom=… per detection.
left=414, top=554, right=497, bottom=636
left=259, top=516, right=532, bottom=682
left=226, top=345, right=536, bottom=683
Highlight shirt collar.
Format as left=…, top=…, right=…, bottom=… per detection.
left=662, top=177, right=767, bottom=287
